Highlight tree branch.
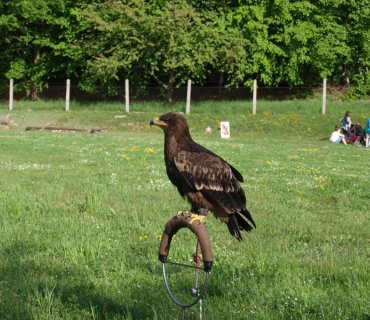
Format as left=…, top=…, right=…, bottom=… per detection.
left=12, top=36, right=24, bottom=43
left=147, top=68, right=168, bottom=89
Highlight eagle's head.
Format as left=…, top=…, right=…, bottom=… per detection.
left=150, top=112, right=191, bottom=139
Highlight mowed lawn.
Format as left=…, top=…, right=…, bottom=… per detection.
left=0, top=101, right=370, bottom=319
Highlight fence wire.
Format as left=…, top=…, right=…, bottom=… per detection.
left=0, top=85, right=326, bottom=103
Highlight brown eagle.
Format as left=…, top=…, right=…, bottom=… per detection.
left=150, top=112, right=255, bottom=241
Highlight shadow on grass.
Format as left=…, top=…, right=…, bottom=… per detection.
left=0, top=241, right=166, bottom=319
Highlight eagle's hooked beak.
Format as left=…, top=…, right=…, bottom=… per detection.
left=150, top=117, right=167, bottom=127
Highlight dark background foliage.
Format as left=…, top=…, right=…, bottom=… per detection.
left=0, top=0, right=369, bottom=100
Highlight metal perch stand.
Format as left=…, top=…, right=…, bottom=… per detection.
left=159, top=210, right=213, bottom=320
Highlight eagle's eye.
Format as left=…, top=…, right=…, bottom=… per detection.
left=161, top=118, right=169, bottom=123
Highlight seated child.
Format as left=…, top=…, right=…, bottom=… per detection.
left=329, top=125, right=347, bottom=145
left=348, top=124, right=362, bottom=145
left=354, top=123, right=365, bottom=144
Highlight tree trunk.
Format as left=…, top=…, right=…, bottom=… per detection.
left=218, top=72, right=224, bottom=95
left=29, top=45, right=41, bottom=100
left=341, top=65, right=350, bottom=86
left=147, top=68, right=174, bottom=103
left=167, top=85, right=174, bottom=103
left=166, top=70, right=174, bottom=103
left=29, top=85, right=38, bottom=101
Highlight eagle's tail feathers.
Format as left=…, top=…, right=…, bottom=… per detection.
left=240, top=208, right=256, bottom=228
left=235, top=212, right=253, bottom=232
left=227, top=215, right=243, bottom=241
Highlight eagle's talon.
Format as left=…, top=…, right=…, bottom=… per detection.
left=189, top=216, right=206, bottom=225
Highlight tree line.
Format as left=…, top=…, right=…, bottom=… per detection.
left=1, top=0, right=369, bottom=101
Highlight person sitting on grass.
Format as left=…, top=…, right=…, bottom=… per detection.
left=348, top=124, right=362, bottom=145
left=329, top=125, right=347, bottom=145
left=366, top=117, right=370, bottom=147
left=354, top=122, right=365, bottom=145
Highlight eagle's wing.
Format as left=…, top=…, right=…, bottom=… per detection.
left=173, top=149, right=246, bottom=213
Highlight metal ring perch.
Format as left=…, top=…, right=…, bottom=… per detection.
left=158, top=210, right=213, bottom=318
left=162, top=261, right=210, bottom=308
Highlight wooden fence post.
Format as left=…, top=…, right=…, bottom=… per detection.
left=66, top=79, right=70, bottom=112
left=186, top=79, right=191, bottom=114
left=252, top=79, right=257, bottom=114
left=125, top=79, right=130, bottom=112
left=322, top=79, right=327, bottom=115
left=9, top=79, right=13, bottom=111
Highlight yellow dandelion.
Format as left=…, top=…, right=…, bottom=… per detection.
left=144, top=147, right=158, bottom=154
left=347, top=174, right=356, bottom=178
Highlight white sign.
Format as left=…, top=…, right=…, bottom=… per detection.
left=220, top=121, right=230, bottom=139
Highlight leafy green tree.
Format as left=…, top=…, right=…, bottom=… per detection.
left=345, top=0, right=370, bottom=86
left=80, top=0, right=249, bottom=101
left=1, top=0, right=369, bottom=99
left=223, top=1, right=318, bottom=86
left=224, top=0, right=366, bottom=89
left=307, top=0, right=350, bottom=83
left=0, top=0, right=82, bottom=99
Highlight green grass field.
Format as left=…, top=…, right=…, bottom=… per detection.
left=1, top=100, right=370, bottom=319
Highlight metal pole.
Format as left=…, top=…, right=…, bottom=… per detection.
left=66, top=79, right=70, bottom=112
left=252, top=79, right=257, bottom=115
left=194, top=240, right=203, bottom=320
left=125, top=79, right=130, bottom=112
left=9, top=79, right=13, bottom=111
left=181, top=307, right=185, bottom=320
left=186, top=79, right=191, bottom=115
